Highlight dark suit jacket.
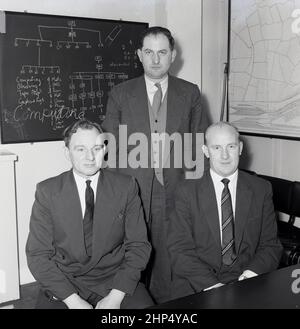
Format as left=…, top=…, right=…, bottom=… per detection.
left=167, top=170, right=283, bottom=299
left=26, top=169, right=151, bottom=301
left=102, top=75, right=209, bottom=222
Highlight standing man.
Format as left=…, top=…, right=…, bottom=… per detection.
left=167, top=122, right=283, bottom=299
left=103, top=26, right=209, bottom=303
left=26, top=119, right=153, bottom=309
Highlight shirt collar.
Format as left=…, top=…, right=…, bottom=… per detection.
left=210, top=168, right=238, bottom=185
left=73, top=169, right=100, bottom=186
left=144, top=74, right=168, bottom=93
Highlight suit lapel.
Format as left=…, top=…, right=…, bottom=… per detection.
left=165, top=75, right=186, bottom=136
left=200, top=173, right=222, bottom=249
left=235, top=171, right=252, bottom=252
left=162, top=76, right=186, bottom=166
left=129, top=76, right=151, bottom=141
left=54, top=170, right=87, bottom=262
left=92, top=172, right=116, bottom=258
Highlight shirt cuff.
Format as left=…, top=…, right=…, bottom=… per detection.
left=239, top=269, right=258, bottom=281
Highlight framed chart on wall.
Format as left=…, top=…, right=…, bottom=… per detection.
left=228, top=0, right=300, bottom=140
left=0, top=11, right=148, bottom=144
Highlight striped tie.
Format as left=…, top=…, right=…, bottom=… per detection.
left=152, top=83, right=162, bottom=117
left=221, top=178, right=236, bottom=266
left=83, top=180, right=94, bottom=258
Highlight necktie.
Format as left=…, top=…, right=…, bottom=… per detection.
left=83, top=180, right=94, bottom=257
left=221, top=178, right=236, bottom=265
left=152, top=83, right=162, bottom=117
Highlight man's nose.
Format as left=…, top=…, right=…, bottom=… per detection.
left=221, top=148, right=229, bottom=159
left=152, top=52, right=160, bottom=64
left=86, top=149, right=95, bottom=160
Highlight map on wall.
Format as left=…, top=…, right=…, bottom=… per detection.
left=229, top=0, right=300, bottom=139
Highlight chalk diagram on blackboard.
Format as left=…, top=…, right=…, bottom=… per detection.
left=12, top=22, right=134, bottom=129
left=0, top=12, right=147, bottom=143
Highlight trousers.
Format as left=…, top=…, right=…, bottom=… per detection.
left=147, top=176, right=172, bottom=304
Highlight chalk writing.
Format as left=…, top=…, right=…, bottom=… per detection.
left=0, top=12, right=147, bottom=143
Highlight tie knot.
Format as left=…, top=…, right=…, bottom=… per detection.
left=155, top=83, right=162, bottom=91
left=86, top=180, right=92, bottom=187
left=221, top=178, right=230, bottom=186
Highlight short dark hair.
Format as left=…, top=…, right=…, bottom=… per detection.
left=137, top=26, right=175, bottom=51
left=63, top=119, right=103, bottom=148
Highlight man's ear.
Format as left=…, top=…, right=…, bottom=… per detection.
left=202, top=144, right=209, bottom=159
left=137, top=49, right=142, bottom=63
left=239, top=141, right=243, bottom=155
left=64, top=146, right=71, bottom=162
left=103, top=144, right=108, bottom=156
left=171, top=49, right=177, bottom=63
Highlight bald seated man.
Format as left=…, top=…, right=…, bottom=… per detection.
left=167, top=121, right=283, bottom=299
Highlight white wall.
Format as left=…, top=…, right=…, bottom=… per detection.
left=0, top=0, right=203, bottom=285
left=0, top=0, right=156, bottom=21
left=6, top=142, right=70, bottom=284
left=241, top=135, right=300, bottom=181
left=202, top=0, right=229, bottom=123
left=164, top=0, right=202, bottom=88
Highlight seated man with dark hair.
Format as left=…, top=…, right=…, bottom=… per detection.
left=168, top=121, right=283, bottom=299
left=26, top=119, right=153, bottom=309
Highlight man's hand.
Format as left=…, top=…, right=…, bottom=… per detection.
left=63, top=293, right=93, bottom=309
left=238, top=270, right=258, bottom=281
left=95, top=289, right=125, bottom=309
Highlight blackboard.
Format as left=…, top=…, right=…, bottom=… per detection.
left=0, top=11, right=147, bottom=144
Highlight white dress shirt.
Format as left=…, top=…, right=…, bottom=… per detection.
left=73, top=170, right=99, bottom=218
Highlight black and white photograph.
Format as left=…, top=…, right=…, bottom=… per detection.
left=0, top=0, right=299, bottom=317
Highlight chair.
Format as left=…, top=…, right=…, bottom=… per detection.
left=258, top=174, right=300, bottom=267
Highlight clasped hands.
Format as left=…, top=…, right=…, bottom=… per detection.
left=63, top=289, right=125, bottom=309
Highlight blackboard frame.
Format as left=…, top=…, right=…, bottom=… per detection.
left=0, top=11, right=148, bottom=144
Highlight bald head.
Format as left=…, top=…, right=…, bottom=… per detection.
left=202, top=121, right=243, bottom=177
left=205, top=121, right=240, bottom=146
